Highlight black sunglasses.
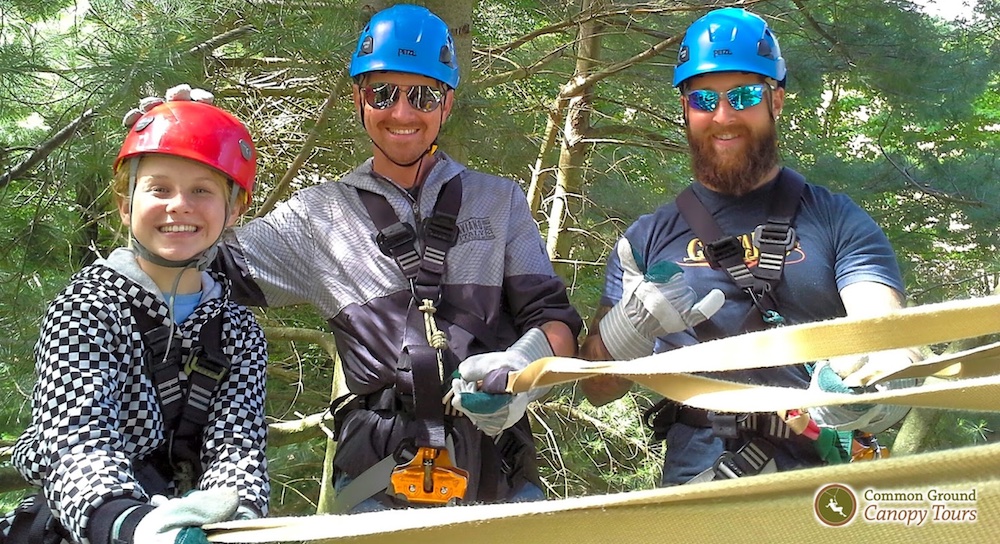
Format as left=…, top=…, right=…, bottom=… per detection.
left=362, top=83, right=445, bottom=113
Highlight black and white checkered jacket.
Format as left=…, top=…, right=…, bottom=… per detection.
left=2, top=247, right=268, bottom=544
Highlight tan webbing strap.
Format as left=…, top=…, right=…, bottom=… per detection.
left=874, top=341, right=1000, bottom=382
left=625, top=366, right=1000, bottom=414
left=506, top=295, right=1000, bottom=393
left=207, top=441, right=1000, bottom=543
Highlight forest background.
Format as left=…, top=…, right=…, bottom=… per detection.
left=2, top=0, right=999, bottom=516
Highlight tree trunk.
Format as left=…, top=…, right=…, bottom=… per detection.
left=527, top=98, right=567, bottom=216
left=546, top=0, right=603, bottom=271
left=74, top=171, right=103, bottom=267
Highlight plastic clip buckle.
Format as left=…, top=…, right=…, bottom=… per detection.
left=185, top=349, right=227, bottom=381
left=375, top=222, right=416, bottom=256
left=422, top=214, right=458, bottom=244
left=753, top=224, right=796, bottom=251
left=703, top=236, right=744, bottom=268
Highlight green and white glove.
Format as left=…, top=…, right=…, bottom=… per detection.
left=809, top=358, right=916, bottom=434
left=122, top=84, right=215, bottom=127
left=450, top=328, right=553, bottom=436
left=117, top=487, right=240, bottom=544
left=601, top=236, right=724, bottom=360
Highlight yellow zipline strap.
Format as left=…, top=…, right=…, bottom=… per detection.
left=506, top=295, right=1000, bottom=394
left=204, top=296, right=1000, bottom=544
left=206, top=441, right=1000, bottom=543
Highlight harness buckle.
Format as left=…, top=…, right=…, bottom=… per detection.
left=388, top=446, right=469, bottom=505
left=375, top=222, right=417, bottom=256
left=703, top=236, right=745, bottom=269
left=422, top=213, right=459, bottom=245
left=712, top=437, right=777, bottom=480
left=713, top=451, right=746, bottom=479
left=753, top=223, right=796, bottom=251
left=709, top=412, right=741, bottom=439
left=185, top=348, right=227, bottom=381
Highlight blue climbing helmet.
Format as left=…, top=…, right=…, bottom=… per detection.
left=349, top=4, right=460, bottom=89
left=672, top=8, right=786, bottom=88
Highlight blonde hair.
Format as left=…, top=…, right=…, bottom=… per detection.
left=111, top=154, right=249, bottom=213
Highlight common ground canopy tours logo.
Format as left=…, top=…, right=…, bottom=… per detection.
left=814, top=484, right=858, bottom=527
left=814, top=484, right=979, bottom=527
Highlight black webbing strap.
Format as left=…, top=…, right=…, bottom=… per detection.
left=713, top=436, right=778, bottom=479
left=359, top=175, right=462, bottom=288
left=170, top=314, right=229, bottom=468
left=6, top=494, right=65, bottom=544
left=672, top=170, right=806, bottom=482
left=752, top=169, right=805, bottom=283
left=413, top=180, right=461, bottom=302
left=137, top=311, right=185, bottom=425
left=675, top=168, right=804, bottom=333
left=135, top=308, right=230, bottom=488
left=358, top=176, right=463, bottom=450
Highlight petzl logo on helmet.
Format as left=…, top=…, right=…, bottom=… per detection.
left=399, top=48, right=416, bottom=57
left=713, top=48, right=732, bottom=57
left=814, top=483, right=858, bottom=527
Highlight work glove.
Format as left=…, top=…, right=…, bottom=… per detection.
left=118, top=487, right=239, bottom=544
left=449, top=327, right=553, bottom=436
left=122, top=84, right=215, bottom=127
left=600, top=236, right=724, bottom=360
left=808, top=353, right=918, bottom=434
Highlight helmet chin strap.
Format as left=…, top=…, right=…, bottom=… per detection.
left=127, top=157, right=237, bottom=272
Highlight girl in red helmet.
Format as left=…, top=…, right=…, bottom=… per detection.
left=0, top=96, right=269, bottom=544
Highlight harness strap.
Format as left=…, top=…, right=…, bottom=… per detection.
left=359, top=175, right=462, bottom=289
left=413, top=181, right=461, bottom=302
left=348, top=176, right=472, bottom=508
left=135, top=308, right=230, bottom=491
left=330, top=451, right=402, bottom=514
left=713, top=437, right=778, bottom=479
left=676, top=168, right=804, bottom=332
left=171, top=314, right=229, bottom=475
left=357, top=176, right=463, bottom=450
left=6, top=495, right=67, bottom=544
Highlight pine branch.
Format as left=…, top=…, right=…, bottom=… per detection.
left=0, top=24, right=257, bottom=189
left=0, top=108, right=95, bottom=189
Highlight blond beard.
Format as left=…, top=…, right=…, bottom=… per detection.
left=687, top=120, right=780, bottom=196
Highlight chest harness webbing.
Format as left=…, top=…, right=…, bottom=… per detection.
left=133, top=308, right=230, bottom=495
left=678, top=168, right=804, bottom=333
left=5, top=308, right=229, bottom=544
left=332, top=175, right=469, bottom=512
left=650, top=168, right=809, bottom=483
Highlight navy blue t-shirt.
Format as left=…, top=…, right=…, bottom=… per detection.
left=601, top=168, right=904, bottom=483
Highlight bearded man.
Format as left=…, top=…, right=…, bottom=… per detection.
left=579, top=8, right=911, bottom=485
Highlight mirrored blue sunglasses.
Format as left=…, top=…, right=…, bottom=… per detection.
left=685, top=83, right=768, bottom=112
left=362, top=83, right=445, bottom=113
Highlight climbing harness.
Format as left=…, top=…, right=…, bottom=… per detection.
left=332, top=175, right=469, bottom=510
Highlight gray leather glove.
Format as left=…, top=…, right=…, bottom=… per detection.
left=121, top=487, right=239, bottom=544
left=601, top=236, right=724, bottom=360
left=122, top=84, right=215, bottom=127
left=449, top=328, right=553, bottom=436
left=809, top=355, right=917, bottom=434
